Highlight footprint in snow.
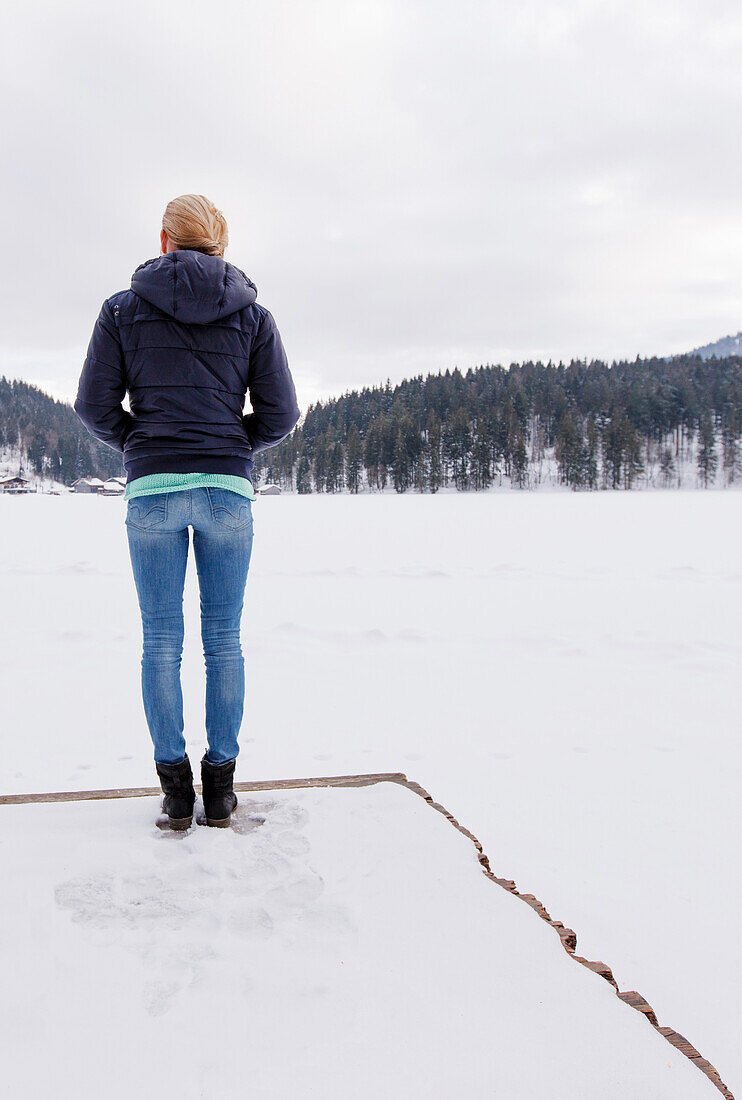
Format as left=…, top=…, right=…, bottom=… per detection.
left=54, top=794, right=353, bottom=1015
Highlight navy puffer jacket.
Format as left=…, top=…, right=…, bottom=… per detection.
left=74, top=250, right=301, bottom=482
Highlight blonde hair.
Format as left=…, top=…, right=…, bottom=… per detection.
left=162, top=194, right=229, bottom=257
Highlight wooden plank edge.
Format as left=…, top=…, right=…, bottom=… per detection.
left=0, top=772, right=408, bottom=806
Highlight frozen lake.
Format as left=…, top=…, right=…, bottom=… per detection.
left=0, top=491, right=738, bottom=1097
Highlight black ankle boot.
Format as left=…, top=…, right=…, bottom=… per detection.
left=201, top=755, right=238, bottom=827
left=155, top=755, right=196, bottom=829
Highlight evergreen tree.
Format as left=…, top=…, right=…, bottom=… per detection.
left=392, top=418, right=413, bottom=493
left=327, top=439, right=345, bottom=492
left=413, top=434, right=429, bottom=492
left=554, top=411, right=587, bottom=488
left=722, top=404, right=739, bottom=485
left=296, top=454, right=312, bottom=494
left=26, top=428, right=47, bottom=475
left=447, top=407, right=472, bottom=490
left=585, top=415, right=599, bottom=489
left=346, top=425, right=362, bottom=493
left=363, top=421, right=383, bottom=490
left=659, top=446, right=676, bottom=488
left=604, top=416, right=624, bottom=489
left=313, top=434, right=328, bottom=492
left=380, top=416, right=397, bottom=491
left=697, top=414, right=717, bottom=488
left=622, top=420, right=644, bottom=488
left=470, top=417, right=493, bottom=490
left=426, top=411, right=443, bottom=493
left=510, top=426, right=529, bottom=488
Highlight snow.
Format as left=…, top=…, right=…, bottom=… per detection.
left=0, top=491, right=738, bottom=1098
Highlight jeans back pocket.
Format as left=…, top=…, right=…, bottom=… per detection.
left=126, top=494, right=169, bottom=530
left=206, top=488, right=253, bottom=531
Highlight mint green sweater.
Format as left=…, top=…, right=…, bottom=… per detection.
left=124, top=472, right=257, bottom=501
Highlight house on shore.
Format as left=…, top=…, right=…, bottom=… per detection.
left=101, top=477, right=126, bottom=495
left=71, top=476, right=106, bottom=494
left=257, top=483, right=282, bottom=496
left=0, top=475, right=34, bottom=494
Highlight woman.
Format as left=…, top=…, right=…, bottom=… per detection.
left=74, top=194, right=300, bottom=830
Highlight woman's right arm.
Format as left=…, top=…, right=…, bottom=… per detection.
left=74, top=299, right=133, bottom=452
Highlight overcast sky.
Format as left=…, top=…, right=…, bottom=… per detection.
left=1, top=0, right=742, bottom=411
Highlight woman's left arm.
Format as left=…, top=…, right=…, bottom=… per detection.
left=74, top=298, right=133, bottom=452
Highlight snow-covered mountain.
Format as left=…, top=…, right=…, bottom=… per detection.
left=687, top=331, right=742, bottom=359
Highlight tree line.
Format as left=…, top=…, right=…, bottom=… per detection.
left=253, top=355, right=742, bottom=492
left=2, top=355, right=741, bottom=491
left=0, top=376, right=124, bottom=484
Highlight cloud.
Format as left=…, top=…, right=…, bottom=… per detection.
left=1, top=0, right=742, bottom=410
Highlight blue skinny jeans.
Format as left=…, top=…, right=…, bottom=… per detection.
left=125, top=487, right=254, bottom=766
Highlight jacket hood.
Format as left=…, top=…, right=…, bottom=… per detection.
left=131, top=250, right=258, bottom=323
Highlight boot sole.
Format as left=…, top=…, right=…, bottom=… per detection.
left=158, top=815, right=193, bottom=831
left=195, top=810, right=233, bottom=828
